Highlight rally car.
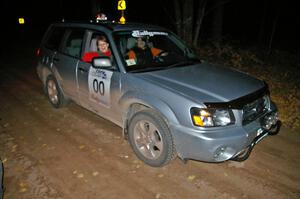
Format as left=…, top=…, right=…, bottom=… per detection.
left=36, top=20, right=280, bottom=167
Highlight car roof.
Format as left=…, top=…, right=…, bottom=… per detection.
left=51, top=20, right=168, bottom=32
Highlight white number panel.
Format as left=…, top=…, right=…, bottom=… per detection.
left=88, top=67, right=113, bottom=107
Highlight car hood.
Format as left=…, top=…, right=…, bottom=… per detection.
left=137, top=62, right=265, bottom=103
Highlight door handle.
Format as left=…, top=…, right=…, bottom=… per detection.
left=78, top=67, right=87, bottom=72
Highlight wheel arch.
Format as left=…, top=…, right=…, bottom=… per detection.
left=42, top=67, right=69, bottom=101
left=119, top=91, right=179, bottom=138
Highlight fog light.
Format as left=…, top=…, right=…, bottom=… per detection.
left=262, top=112, right=278, bottom=130
left=213, top=146, right=235, bottom=161
left=214, top=147, right=226, bottom=158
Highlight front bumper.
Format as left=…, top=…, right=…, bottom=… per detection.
left=170, top=111, right=280, bottom=162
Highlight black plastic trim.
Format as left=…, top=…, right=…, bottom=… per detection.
left=204, top=83, right=269, bottom=109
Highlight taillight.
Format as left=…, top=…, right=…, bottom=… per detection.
left=36, top=48, right=40, bottom=56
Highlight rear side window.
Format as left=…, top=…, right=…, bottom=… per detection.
left=44, top=27, right=65, bottom=51
left=62, top=29, right=85, bottom=58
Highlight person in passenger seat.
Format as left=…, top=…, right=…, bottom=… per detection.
left=82, top=35, right=112, bottom=62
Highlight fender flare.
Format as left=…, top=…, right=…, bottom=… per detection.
left=119, top=90, right=179, bottom=135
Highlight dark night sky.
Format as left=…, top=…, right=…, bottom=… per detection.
left=1, top=0, right=299, bottom=51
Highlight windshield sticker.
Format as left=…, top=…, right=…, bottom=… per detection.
left=132, top=30, right=168, bottom=37
left=126, top=59, right=136, bottom=66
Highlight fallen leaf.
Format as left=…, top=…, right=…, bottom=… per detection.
left=133, top=160, right=139, bottom=164
left=77, top=173, right=84, bottom=178
left=157, top=174, right=164, bottom=178
left=12, top=145, right=18, bottom=152
left=19, top=188, right=27, bottom=193
left=187, top=175, right=196, bottom=181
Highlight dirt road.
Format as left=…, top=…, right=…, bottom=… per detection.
left=0, top=45, right=299, bottom=199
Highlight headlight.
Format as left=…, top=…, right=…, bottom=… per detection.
left=190, top=107, right=235, bottom=127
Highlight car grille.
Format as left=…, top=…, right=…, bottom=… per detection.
left=242, top=95, right=269, bottom=125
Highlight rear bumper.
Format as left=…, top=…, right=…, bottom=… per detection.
left=170, top=112, right=280, bottom=162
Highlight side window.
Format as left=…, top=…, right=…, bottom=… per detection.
left=62, top=29, right=85, bottom=58
left=44, top=27, right=65, bottom=51
left=82, top=32, right=115, bottom=65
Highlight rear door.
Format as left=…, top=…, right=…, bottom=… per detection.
left=39, top=26, right=65, bottom=79
left=52, top=28, right=85, bottom=101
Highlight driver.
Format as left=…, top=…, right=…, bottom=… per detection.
left=127, top=37, right=162, bottom=65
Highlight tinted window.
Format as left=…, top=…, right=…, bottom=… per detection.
left=45, top=27, right=65, bottom=50
left=62, top=29, right=85, bottom=58
left=113, top=30, right=199, bottom=72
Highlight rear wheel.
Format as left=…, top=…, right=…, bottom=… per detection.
left=45, top=75, right=68, bottom=108
left=128, top=110, right=176, bottom=167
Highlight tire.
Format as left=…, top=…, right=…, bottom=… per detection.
left=45, top=75, right=68, bottom=108
left=128, top=110, right=176, bottom=167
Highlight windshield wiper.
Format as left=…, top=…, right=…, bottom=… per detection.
left=167, top=59, right=200, bottom=69
left=129, top=66, right=167, bottom=73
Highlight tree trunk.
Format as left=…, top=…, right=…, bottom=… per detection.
left=267, top=14, right=279, bottom=55
left=211, top=0, right=224, bottom=44
left=174, top=0, right=182, bottom=37
left=258, top=0, right=268, bottom=48
left=192, top=0, right=207, bottom=46
left=182, top=0, right=194, bottom=45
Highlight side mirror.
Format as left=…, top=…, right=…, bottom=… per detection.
left=92, top=56, right=112, bottom=68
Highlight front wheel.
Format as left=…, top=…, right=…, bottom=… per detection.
left=128, top=110, right=176, bottom=167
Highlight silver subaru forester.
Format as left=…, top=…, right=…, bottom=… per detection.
left=36, top=21, right=280, bottom=167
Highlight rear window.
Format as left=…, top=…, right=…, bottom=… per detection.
left=62, top=29, right=85, bottom=58
left=44, top=26, right=65, bottom=51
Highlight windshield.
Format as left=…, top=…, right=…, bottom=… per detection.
left=113, top=30, right=200, bottom=72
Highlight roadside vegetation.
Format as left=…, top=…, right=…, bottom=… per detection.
left=198, top=42, right=300, bottom=131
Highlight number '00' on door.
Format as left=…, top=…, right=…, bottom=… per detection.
left=93, top=79, right=105, bottom=95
